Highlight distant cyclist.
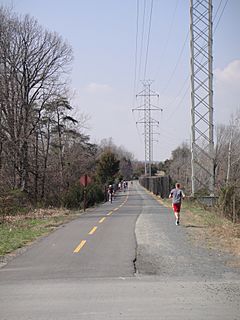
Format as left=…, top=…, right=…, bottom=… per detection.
left=123, top=181, right=127, bottom=192
left=108, top=185, right=114, bottom=203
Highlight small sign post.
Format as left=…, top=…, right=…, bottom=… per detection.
left=80, top=174, right=92, bottom=211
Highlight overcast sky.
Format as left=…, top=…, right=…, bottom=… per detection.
left=1, top=0, right=240, bottom=161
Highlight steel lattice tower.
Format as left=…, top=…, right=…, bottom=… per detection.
left=190, top=0, right=214, bottom=196
left=133, top=80, right=160, bottom=176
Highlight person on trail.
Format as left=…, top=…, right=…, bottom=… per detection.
left=169, top=183, right=185, bottom=225
left=108, top=185, right=114, bottom=203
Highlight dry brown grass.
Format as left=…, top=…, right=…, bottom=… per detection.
left=210, top=223, right=240, bottom=256
left=2, top=207, right=72, bottom=223
left=183, top=206, right=240, bottom=270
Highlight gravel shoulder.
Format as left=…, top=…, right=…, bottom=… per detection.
left=135, top=183, right=240, bottom=281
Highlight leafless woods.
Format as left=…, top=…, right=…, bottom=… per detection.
left=0, top=8, right=94, bottom=205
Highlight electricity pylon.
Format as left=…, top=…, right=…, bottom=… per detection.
left=133, top=80, right=162, bottom=176
left=190, top=0, right=214, bottom=196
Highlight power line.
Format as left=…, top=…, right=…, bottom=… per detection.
left=132, top=0, right=140, bottom=107
left=160, top=30, right=189, bottom=95
left=165, top=84, right=190, bottom=122
left=214, top=0, right=229, bottom=32
left=167, top=74, right=189, bottom=107
left=153, top=0, right=180, bottom=79
left=214, top=0, right=224, bottom=21
left=138, top=0, right=147, bottom=85
left=143, top=0, right=154, bottom=79
left=132, top=105, right=144, bottom=144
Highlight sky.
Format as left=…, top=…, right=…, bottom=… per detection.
left=1, top=0, right=240, bottom=161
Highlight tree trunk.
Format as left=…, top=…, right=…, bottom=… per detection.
left=20, top=140, right=28, bottom=191
left=34, top=130, right=39, bottom=202
left=41, top=119, right=51, bottom=200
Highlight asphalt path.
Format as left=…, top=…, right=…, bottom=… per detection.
left=0, top=181, right=239, bottom=319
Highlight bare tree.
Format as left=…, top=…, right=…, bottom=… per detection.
left=214, top=112, right=240, bottom=221
left=0, top=8, right=73, bottom=192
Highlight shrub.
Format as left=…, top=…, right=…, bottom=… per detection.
left=63, top=184, right=84, bottom=209
left=86, top=183, right=105, bottom=207
left=63, top=182, right=104, bottom=209
left=218, top=185, right=240, bottom=222
left=0, top=189, right=31, bottom=222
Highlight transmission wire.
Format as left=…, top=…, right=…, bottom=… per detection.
left=214, top=0, right=229, bottom=32
left=132, top=0, right=140, bottom=107
left=214, top=0, right=224, bottom=21
left=153, top=0, right=180, bottom=79
left=143, top=0, right=154, bottom=79
left=138, top=0, right=147, bottom=86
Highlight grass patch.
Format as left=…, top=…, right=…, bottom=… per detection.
left=0, top=209, right=79, bottom=257
left=182, top=199, right=222, bottom=227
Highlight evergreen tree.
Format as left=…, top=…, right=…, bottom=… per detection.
left=96, top=151, right=120, bottom=184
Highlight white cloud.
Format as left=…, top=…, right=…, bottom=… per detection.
left=214, top=60, right=240, bottom=124
left=215, top=60, right=240, bottom=87
left=84, top=82, right=113, bottom=94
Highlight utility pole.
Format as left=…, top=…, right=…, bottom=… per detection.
left=190, top=0, right=214, bottom=196
left=133, top=80, right=162, bottom=176
left=226, top=127, right=233, bottom=185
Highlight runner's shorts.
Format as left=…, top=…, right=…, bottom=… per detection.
left=173, top=203, right=181, bottom=212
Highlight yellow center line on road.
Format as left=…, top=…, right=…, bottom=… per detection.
left=73, top=240, right=86, bottom=253
left=122, top=205, right=140, bottom=207
left=73, top=192, right=130, bottom=254
left=88, top=226, right=98, bottom=235
left=99, top=217, right=106, bottom=223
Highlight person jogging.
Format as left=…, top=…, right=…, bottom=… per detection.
left=169, top=183, right=185, bottom=225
